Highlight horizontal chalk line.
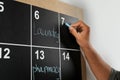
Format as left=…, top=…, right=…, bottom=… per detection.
left=0, top=42, right=80, bottom=51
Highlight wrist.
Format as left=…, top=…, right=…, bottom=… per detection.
left=80, top=42, right=92, bottom=50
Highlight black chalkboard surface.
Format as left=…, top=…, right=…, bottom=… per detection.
left=0, top=1, right=30, bottom=80
left=0, top=1, right=82, bottom=80
left=60, top=13, right=79, bottom=49
left=32, top=6, right=59, bottom=47
left=0, top=44, right=30, bottom=80
left=0, top=1, right=30, bottom=45
left=32, top=47, right=60, bottom=80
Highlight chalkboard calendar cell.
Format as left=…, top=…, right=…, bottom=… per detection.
left=60, top=14, right=79, bottom=49
left=61, top=50, right=82, bottom=80
left=0, top=44, right=31, bottom=80
left=0, top=1, right=30, bottom=45
left=32, top=47, right=60, bottom=80
left=32, top=6, right=59, bottom=48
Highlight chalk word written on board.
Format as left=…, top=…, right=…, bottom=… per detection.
left=33, top=64, right=60, bottom=74
left=33, top=23, right=59, bottom=39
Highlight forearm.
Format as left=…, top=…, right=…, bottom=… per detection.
left=81, top=43, right=111, bottom=80
left=69, top=21, right=112, bottom=80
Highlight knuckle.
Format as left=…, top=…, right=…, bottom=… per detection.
left=77, top=36, right=81, bottom=41
left=78, top=20, right=83, bottom=24
left=70, top=28, right=74, bottom=33
left=77, top=37, right=81, bottom=41
left=86, top=26, right=90, bottom=32
left=79, top=20, right=83, bottom=23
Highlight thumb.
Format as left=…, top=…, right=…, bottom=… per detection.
left=69, top=27, right=78, bottom=39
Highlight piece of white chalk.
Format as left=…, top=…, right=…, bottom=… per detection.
left=65, top=23, right=71, bottom=28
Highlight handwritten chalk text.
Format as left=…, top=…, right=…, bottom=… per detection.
left=33, top=64, right=60, bottom=74
left=33, top=23, right=59, bottom=39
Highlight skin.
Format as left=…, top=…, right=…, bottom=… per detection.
left=69, top=21, right=111, bottom=80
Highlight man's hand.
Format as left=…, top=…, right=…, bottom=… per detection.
left=69, top=21, right=111, bottom=80
left=69, top=20, right=90, bottom=48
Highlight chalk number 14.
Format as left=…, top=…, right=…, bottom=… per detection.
left=62, top=52, right=70, bottom=61
left=0, top=1, right=4, bottom=12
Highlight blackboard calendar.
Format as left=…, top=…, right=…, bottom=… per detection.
left=0, top=1, right=82, bottom=80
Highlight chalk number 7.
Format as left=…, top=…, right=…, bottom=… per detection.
left=0, top=1, right=4, bottom=12
left=61, top=17, right=65, bottom=25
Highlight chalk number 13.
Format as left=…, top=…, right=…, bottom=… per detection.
left=0, top=1, right=4, bottom=12
left=35, top=50, right=45, bottom=60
